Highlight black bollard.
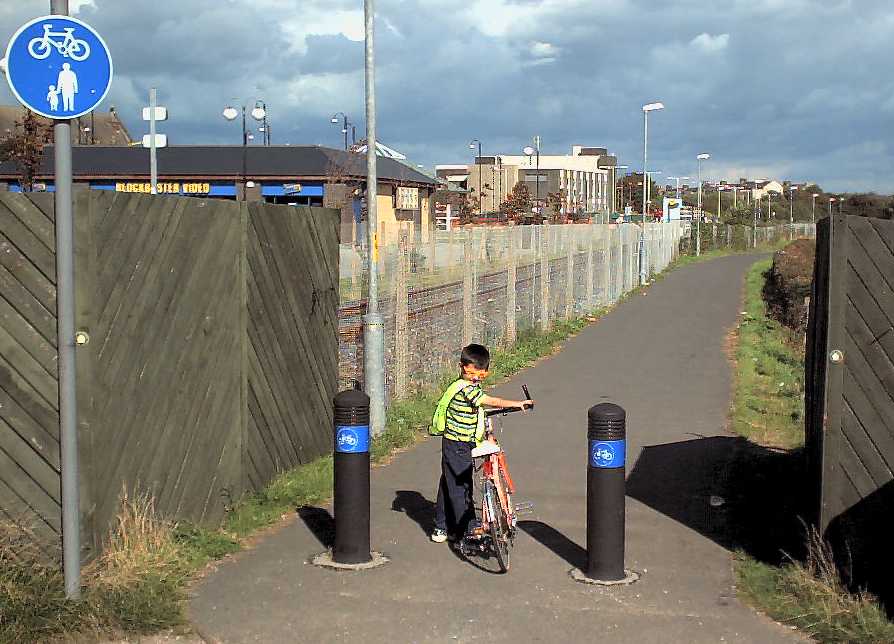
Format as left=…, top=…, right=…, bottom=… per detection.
left=333, top=386, right=372, bottom=565
left=586, top=402, right=626, bottom=581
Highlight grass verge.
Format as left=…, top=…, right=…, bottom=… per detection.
left=1, top=313, right=601, bottom=643
left=730, top=258, right=894, bottom=643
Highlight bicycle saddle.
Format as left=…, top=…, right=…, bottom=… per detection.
left=471, top=442, right=501, bottom=458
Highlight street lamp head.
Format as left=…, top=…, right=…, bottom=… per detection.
left=250, top=105, right=266, bottom=121
left=697, top=153, right=710, bottom=160
left=523, top=145, right=535, bottom=156
left=643, top=102, right=665, bottom=112
left=330, top=116, right=339, bottom=124
left=222, top=106, right=239, bottom=121
left=813, top=193, right=819, bottom=197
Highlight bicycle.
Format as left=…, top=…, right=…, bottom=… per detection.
left=28, top=24, right=91, bottom=61
left=459, top=385, right=533, bottom=573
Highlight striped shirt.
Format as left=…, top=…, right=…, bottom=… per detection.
left=444, top=382, right=485, bottom=443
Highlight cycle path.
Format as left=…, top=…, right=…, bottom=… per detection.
left=190, top=254, right=805, bottom=644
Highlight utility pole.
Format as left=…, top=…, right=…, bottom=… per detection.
left=363, top=0, right=385, bottom=436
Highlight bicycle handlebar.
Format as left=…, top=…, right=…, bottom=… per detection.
left=484, top=385, right=534, bottom=417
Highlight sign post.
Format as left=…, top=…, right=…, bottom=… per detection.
left=4, top=3, right=112, bottom=599
left=142, top=88, right=168, bottom=194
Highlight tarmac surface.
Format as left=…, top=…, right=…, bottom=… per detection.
left=190, top=253, right=806, bottom=643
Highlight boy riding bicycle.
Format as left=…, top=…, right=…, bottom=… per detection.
left=431, top=344, right=533, bottom=543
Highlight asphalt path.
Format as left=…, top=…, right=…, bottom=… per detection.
left=190, top=253, right=805, bottom=644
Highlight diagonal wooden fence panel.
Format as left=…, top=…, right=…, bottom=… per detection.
left=0, top=191, right=339, bottom=556
left=806, top=214, right=894, bottom=607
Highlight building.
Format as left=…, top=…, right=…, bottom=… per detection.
left=452, top=145, right=618, bottom=217
left=0, top=144, right=437, bottom=244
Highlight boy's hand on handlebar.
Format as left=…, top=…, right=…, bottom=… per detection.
left=520, top=400, right=534, bottom=412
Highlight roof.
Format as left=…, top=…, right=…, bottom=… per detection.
left=0, top=106, right=132, bottom=145
left=351, top=139, right=407, bottom=160
left=0, top=145, right=436, bottom=186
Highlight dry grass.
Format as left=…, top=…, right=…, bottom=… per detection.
left=737, top=528, right=894, bottom=643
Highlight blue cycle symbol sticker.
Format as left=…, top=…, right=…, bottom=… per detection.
left=4, top=15, right=113, bottom=120
left=590, top=439, right=625, bottom=469
left=336, top=425, right=369, bottom=453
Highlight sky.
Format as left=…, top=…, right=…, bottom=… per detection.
left=2, top=0, right=893, bottom=193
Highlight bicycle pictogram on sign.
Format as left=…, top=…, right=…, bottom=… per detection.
left=28, top=23, right=91, bottom=61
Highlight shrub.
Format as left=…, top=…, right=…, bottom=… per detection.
left=762, top=239, right=816, bottom=333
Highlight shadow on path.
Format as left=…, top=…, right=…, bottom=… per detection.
left=518, top=520, right=587, bottom=571
left=391, top=490, right=436, bottom=536
left=297, top=506, right=335, bottom=548
left=626, top=435, right=807, bottom=565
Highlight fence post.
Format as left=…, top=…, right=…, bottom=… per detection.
left=462, top=230, right=474, bottom=345
left=394, top=230, right=409, bottom=398
left=712, top=223, right=717, bottom=250
left=541, top=224, right=550, bottom=331
left=506, top=226, right=517, bottom=345
left=565, top=227, right=575, bottom=319
left=429, top=222, right=437, bottom=273
left=586, top=226, right=595, bottom=310
left=602, top=231, right=611, bottom=305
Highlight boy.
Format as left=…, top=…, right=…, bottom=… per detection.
left=47, top=85, right=59, bottom=112
left=432, top=344, right=532, bottom=543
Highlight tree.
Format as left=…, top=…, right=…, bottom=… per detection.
left=434, top=188, right=479, bottom=225
left=619, top=172, right=660, bottom=215
left=499, top=183, right=533, bottom=223
left=0, top=108, right=51, bottom=191
left=546, top=189, right=566, bottom=223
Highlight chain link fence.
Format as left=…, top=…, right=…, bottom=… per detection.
left=338, top=222, right=816, bottom=402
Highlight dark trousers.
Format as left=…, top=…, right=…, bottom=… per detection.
left=434, top=438, right=475, bottom=535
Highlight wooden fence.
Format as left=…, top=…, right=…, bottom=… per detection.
left=806, top=214, right=894, bottom=604
left=0, top=192, right=338, bottom=556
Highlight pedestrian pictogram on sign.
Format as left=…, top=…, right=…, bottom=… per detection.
left=4, top=15, right=113, bottom=120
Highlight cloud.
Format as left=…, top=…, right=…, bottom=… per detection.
left=690, top=33, right=729, bottom=52
left=1, top=0, right=893, bottom=192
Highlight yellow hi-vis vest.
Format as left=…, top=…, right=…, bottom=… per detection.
left=430, top=379, right=486, bottom=444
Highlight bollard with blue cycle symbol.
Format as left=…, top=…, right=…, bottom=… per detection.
left=313, top=384, right=388, bottom=570
left=571, top=402, right=639, bottom=586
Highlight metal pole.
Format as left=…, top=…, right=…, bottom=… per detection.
left=789, top=188, right=794, bottom=224
left=149, top=88, right=158, bottom=195
left=696, top=159, right=702, bottom=256
left=363, top=0, right=386, bottom=437
left=641, top=112, right=648, bottom=227
left=51, top=0, right=80, bottom=601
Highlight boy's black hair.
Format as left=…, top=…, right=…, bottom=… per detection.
left=460, top=344, right=490, bottom=370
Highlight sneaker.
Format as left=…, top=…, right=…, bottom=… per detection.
left=431, top=528, right=448, bottom=543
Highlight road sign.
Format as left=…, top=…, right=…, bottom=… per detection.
left=142, top=106, right=168, bottom=121
left=4, top=14, right=113, bottom=119
left=142, top=134, right=167, bottom=148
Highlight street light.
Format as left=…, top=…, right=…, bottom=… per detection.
left=696, top=153, right=710, bottom=256
left=330, top=112, right=355, bottom=150
left=524, top=137, right=542, bottom=219
left=641, top=102, right=664, bottom=228
left=812, top=193, right=819, bottom=223
left=614, top=164, right=628, bottom=217
left=469, top=138, right=483, bottom=214
left=829, top=196, right=836, bottom=216
left=223, top=100, right=267, bottom=200
left=788, top=185, right=798, bottom=223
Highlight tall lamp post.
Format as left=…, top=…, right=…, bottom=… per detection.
left=788, top=185, right=798, bottom=223
left=224, top=101, right=267, bottom=200
left=812, top=193, right=819, bottom=223
left=331, top=112, right=355, bottom=150
left=523, top=138, right=542, bottom=220
left=696, top=153, right=710, bottom=256
left=829, top=197, right=835, bottom=216
left=254, top=101, right=270, bottom=145
left=641, top=102, right=664, bottom=227
left=469, top=139, right=483, bottom=214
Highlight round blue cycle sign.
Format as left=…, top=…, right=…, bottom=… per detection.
left=4, top=15, right=113, bottom=120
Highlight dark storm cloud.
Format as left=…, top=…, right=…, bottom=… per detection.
left=2, top=0, right=893, bottom=191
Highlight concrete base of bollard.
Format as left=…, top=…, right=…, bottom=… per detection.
left=312, top=550, right=389, bottom=571
left=569, top=567, right=640, bottom=586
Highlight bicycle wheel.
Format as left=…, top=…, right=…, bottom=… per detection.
left=66, top=39, right=91, bottom=61
left=28, top=38, right=52, bottom=59
left=485, top=481, right=510, bottom=573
